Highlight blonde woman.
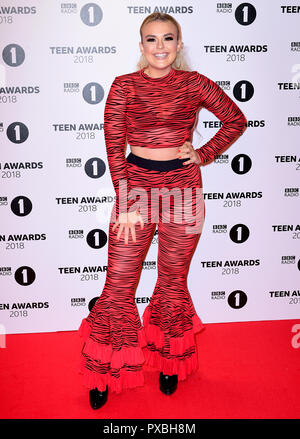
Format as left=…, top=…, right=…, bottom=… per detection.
left=79, top=12, right=247, bottom=409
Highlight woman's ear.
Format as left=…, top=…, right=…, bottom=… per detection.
left=177, top=40, right=183, bottom=52
left=139, top=41, right=144, bottom=54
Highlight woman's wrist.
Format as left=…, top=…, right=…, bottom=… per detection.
left=195, top=148, right=205, bottom=166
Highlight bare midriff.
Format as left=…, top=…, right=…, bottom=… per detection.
left=129, top=145, right=181, bottom=161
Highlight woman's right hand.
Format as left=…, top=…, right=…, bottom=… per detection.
left=112, top=208, right=144, bottom=245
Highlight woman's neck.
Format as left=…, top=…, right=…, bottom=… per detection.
left=144, top=65, right=172, bottom=78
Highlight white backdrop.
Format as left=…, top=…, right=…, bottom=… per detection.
left=1, top=0, right=299, bottom=334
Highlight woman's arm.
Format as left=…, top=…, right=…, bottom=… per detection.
left=194, top=73, right=247, bottom=165
left=104, top=76, right=136, bottom=215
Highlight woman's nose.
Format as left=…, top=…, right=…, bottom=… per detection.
left=156, top=39, right=164, bottom=49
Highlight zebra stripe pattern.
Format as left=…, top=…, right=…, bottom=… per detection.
left=79, top=66, right=247, bottom=394
left=103, top=67, right=247, bottom=214
left=79, top=160, right=206, bottom=394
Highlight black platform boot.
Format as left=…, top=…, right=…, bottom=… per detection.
left=159, top=372, right=178, bottom=395
left=89, top=385, right=108, bottom=409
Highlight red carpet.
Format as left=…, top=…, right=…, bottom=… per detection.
left=0, top=319, right=299, bottom=419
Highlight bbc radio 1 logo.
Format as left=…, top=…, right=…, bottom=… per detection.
left=212, top=289, right=248, bottom=309
left=233, top=80, right=254, bottom=102
left=235, top=3, right=256, bottom=25
left=6, top=122, right=29, bottom=143
left=217, top=3, right=256, bottom=26
left=2, top=44, right=25, bottom=67
left=14, top=266, right=36, bottom=285
left=11, top=196, right=32, bottom=216
left=82, top=82, right=104, bottom=104
left=213, top=223, right=250, bottom=243
left=228, top=290, right=248, bottom=308
left=60, top=3, right=104, bottom=27
left=65, top=157, right=106, bottom=178
left=230, top=224, right=250, bottom=243
left=68, top=229, right=108, bottom=249
left=214, top=153, right=252, bottom=172
left=86, top=229, right=107, bottom=249
left=85, top=158, right=106, bottom=178
left=64, top=82, right=105, bottom=104
left=231, top=154, right=252, bottom=174
left=80, top=3, right=103, bottom=26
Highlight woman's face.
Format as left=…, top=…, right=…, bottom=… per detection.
left=139, top=20, right=181, bottom=74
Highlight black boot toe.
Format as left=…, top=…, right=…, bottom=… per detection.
left=159, top=372, right=178, bottom=395
left=89, top=385, right=108, bottom=409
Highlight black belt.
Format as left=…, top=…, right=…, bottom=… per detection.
left=126, top=152, right=189, bottom=172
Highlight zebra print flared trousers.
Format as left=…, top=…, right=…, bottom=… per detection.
left=78, top=152, right=206, bottom=394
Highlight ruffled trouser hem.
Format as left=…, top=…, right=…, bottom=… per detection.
left=78, top=318, right=147, bottom=394
left=142, top=306, right=206, bottom=381
left=78, top=307, right=206, bottom=394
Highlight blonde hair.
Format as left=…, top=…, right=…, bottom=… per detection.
left=137, top=12, right=191, bottom=71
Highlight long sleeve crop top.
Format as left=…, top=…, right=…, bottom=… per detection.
left=104, top=66, right=247, bottom=214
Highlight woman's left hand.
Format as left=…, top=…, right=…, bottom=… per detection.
left=177, top=141, right=202, bottom=165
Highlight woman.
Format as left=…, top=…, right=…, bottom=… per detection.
left=78, top=12, right=247, bottom=409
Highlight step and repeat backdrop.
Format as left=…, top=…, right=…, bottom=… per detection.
left=1, top=1, right=299, bottom=334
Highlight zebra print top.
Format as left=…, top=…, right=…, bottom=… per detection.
left=104, top=66, right=247, bottom=213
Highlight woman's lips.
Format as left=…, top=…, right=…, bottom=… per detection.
left=154, top=53, right=169, bottom=59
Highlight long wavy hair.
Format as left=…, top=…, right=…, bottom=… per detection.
left=137, top=12, right=191, bottom=71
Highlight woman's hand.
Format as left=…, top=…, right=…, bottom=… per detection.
left=177, top=141, right=202, bottom=166
left=112, top=208, right=144, bottom=245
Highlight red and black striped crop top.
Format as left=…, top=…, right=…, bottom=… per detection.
left=104, top=66, right=247, bottom=214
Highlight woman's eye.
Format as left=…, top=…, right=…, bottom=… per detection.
left=145, top=36, right=174, bottom=42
